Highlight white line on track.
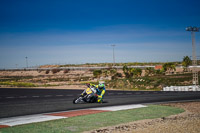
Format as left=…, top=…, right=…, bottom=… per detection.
left=44, top=95, right=52, bottom=97
left=108, top=93, right=114, bottom=95
left=56, top=95, right=63, bottom=97
left=32, top=96, right=40, bottom=98
left=19, top=96, right=27, bottom=98
left=6, top=97, right=15, bottom=99
left=126, top=93, right=132, bottom=94
left=117, top=93, right=123, bottom=95
left=0, top=115, right=66, bottom=126
left=89, top=104, right=147, bottom=111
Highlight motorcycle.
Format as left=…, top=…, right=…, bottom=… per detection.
left=73, top=85, right=97, bottom=104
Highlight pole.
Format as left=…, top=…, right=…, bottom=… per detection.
left=25, top=57, right=28, bottom=68
left=111, top=45, right=116, bottom=67
left=191, top=32, right=197, bottom=66
left=186, top=26, right=199, bottom=86
left=191, top=32, right=198, bottom=85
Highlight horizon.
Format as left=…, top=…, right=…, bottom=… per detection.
left=0, top=0, right=200, bottom=69
left=0, top=60, right=190, bottom=69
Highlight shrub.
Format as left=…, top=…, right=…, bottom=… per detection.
left=112, top=73, right=123, bottom=80
left=45, top=70, right=50, bottom=74
left=52, top=69, right=60, bottom=74
left=123, top=65, right=142, bottom=78
left=93, top=70, right=102, bottom=78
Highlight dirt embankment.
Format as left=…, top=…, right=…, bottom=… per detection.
left=0, top=70, right=122, bottom=89
left=0, top=70, right=94, bottom=89
left=88, top=101, right=200, bottom=133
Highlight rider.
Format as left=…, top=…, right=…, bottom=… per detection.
left=87, top=83, right=106, bottom=103
left=95, top=83, right=106, bottom=103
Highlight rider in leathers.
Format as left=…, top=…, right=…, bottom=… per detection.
left=87, top=83, right=106, bottom=103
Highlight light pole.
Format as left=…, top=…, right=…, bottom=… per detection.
left=111, top=44, right=116, bottom=67
left=186, top=26, right=199, bottom=85
left=25, top=56, right=28, bottom=68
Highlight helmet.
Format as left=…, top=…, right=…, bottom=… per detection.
left=98, top=83, right=104, bottom=90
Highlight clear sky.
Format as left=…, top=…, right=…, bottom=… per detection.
left=0, top=0, right=200, bottom=68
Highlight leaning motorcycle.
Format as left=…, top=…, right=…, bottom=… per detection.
left=73, top=85, right=97, bottom=104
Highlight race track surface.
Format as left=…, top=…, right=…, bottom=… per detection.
left=0, top=88, right=200, bottom=118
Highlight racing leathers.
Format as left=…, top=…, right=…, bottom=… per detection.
left=94, top=84, right=106, bottom=103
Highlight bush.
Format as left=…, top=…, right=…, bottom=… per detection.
left=123, top=65, right=142, bottom=78
left=52, top=69, right=60, bottom=74
left=110, top=69, right=117, bottom=75
left=93, top=70, right=102, bottom=78
left=112, top=73, right=123, bottom=80
left=45, top=70, right=50, bottom=74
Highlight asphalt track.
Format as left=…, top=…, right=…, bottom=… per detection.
left=0, top=88, right=200, bottom=118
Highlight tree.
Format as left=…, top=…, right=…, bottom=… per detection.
left=145, top=67, right=155, bottom=76
left=182, top=56, right=192, bottom=72
left=131, top=68, right=142, bottom=77
left=123, top=65, right=130, bottom=78
left=123, top=65, right=142, bottom=78
left=162, top=62, right=176, bottom=74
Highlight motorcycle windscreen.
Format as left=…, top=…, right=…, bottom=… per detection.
left=86, top=88, right=93, bottom=94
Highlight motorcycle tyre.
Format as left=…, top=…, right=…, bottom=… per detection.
left=73, top=97, right=83, bottom=104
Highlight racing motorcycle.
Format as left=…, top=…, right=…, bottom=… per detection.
left=73, top=85, right=97, bottom=104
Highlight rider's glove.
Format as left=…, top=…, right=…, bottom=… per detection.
left=98, top=95, right=102, bottom=99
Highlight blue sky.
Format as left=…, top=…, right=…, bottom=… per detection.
left=0, top=0, right=200, bottom=68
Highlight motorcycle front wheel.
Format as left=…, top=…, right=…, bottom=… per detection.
left=73, top=97, right=84, bottom=104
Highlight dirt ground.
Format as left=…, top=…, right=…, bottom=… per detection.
left=0, top=70, right=93, bottom=89
left=87, top=101, right=200, bottom=133
left=0, top=70, right=123, bottom=90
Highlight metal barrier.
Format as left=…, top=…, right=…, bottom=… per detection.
left=0, top=66, right=155, bottom=71
left=163, top=85, right=200, bottom=91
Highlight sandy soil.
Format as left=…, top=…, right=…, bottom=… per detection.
left=0, top=70, right=94, bottom=89
left=0, top=70, right=119, bottom=90
left=87, top=101, right=200, bottom=133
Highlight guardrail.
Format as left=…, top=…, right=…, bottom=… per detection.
left=1, top=65, right=200, bottom=71
left=163, top=85, right=200, bottom=91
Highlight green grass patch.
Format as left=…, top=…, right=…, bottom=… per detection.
left=0, top=81, right=37, bottom=87
left=0, top=76, right=34, bottom=82
left=41, top=84, right=58, bottom=87
left=0, top=105, right=184, bottom=133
